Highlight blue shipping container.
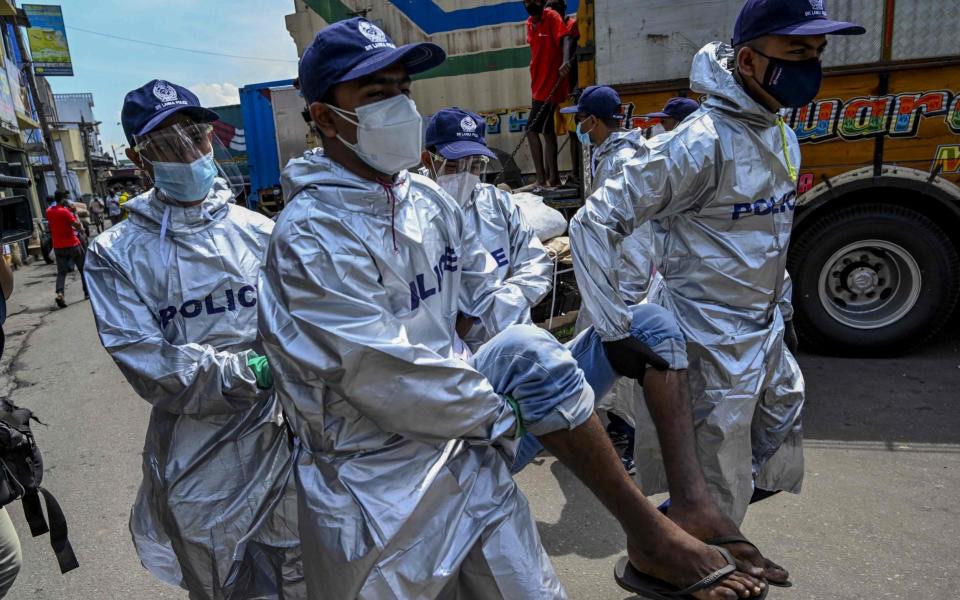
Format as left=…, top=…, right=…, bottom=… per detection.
left=239, top=79, right=294, bottom=209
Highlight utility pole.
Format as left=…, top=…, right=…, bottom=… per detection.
left=79, top=117, right=99, bottom=197
left=11, top=13, right=66, bottom=194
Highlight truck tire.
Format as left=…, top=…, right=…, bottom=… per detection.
left=788, top=203, right=959, bottom=356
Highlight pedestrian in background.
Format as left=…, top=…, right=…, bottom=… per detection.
left=89, top=195, right=105, bottom=234
left=105, top=187, right=121, bottom=225
left=45, top=190, right=88, bottom=308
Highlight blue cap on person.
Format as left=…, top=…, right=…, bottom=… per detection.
left=121, top=80, right=219, bottom=146
left=642, top=97, right=700, bottom=122
left=298, top=17, right=446, bottom=104
left=425, top=108, right=497, bottom=160
left=732, top=0, right=865, bottom=46
left=559, top=85, right=624, bottom=120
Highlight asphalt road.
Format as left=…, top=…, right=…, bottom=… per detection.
left=1, top=261, right=958, bottom=599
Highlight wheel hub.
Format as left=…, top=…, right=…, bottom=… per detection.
left=818, top=240, right=921, bottom=330
left=847, top=266, right=879, bottom=294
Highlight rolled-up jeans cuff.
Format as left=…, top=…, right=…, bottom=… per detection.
left=650, top=336, right=687, bottom=371
left=524, top=384, right=595, bottom=437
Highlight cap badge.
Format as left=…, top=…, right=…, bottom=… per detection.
left=460, top=116, right=478, bottom=133
left=152, top=80, right=178, bottom=104
left=359, top=21, right=388, bottom=44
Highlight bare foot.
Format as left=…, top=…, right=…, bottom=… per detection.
left=668, top=500, right=790, bottom=586
left=626, top=538, right=765, bottom=599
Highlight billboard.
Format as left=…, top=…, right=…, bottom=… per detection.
left=0, top=54, right=17, bottom=130
left=22, top=4, right=73, bottom=76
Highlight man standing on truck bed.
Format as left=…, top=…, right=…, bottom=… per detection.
left=524, top=0, right=575, bottom=192
left=571, top=0, right=865, bottom=590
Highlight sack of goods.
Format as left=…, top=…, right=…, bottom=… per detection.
left=511, top=192, right=567, bottom=241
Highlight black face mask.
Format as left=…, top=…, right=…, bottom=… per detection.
left=525, top=2, right=544, bottom=17
left=750, top=48, right=823, bottom=109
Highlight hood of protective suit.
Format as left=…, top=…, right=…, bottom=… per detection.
left=125, top=177, right=233, bottom=235
left=593, top=129, right=645, bottom=176
left=690, top=42, right=779, bottom=128
left=281, top=147, right=406, bottom=217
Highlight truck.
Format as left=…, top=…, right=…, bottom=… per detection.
left=238, top=79, right=314, bottom=213
left=573, top=0, right=960, bottom=355
left=283, top=0, right=959, bottom=355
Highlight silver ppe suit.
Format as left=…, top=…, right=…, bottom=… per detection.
left=458, top=182, right=553, bottom=348
left=578, top=129, right=656, bottom=423
left=259, top=151, right=574, bottom=598
left=85, top=181, right=303, bottom=599
left=591, top=129, right=655, bottom=305
left=570, top=42, right=805, bottom=524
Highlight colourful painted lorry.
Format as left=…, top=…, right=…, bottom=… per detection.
left=283, top=0, right=959, bottom=354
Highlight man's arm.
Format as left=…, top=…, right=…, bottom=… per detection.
left=570, top=139, right=717, bottom=340
left=85, top=245, right=264, bottom=415
left=501, top=188, right=554, bottom=307
left=0, top=255, right=13, bottom=300
left=560, top=35, right=576, bottom=77
left=257, top=212, right=516, bottom=445
left=458, top=196, right=550, bottom=334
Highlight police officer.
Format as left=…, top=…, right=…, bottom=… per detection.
left=85, top=80, right=302, bottom=599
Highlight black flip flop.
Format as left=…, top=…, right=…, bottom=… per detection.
left=613, top=545, right=767, bottom=599
left=707, top=535, right=793, bottom=588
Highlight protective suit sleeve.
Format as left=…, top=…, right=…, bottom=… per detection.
left=501, top=190, right=554, bottom=310
left=779, top=270, right=794, bottom=322
left=459, top=200, right=551, bottom=332
left=258, top=215, right=517, bottom=445
left=570, top=137, right=718, bottom=341
left=84, top=246, right=262, bottom=415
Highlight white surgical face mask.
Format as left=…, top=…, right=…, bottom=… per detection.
left=437, top=172, right=480, bottom=207
left=326, top=95, right=423, bottom=175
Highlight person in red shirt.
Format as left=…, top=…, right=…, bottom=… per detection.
left=45, top=190, right=87, bottom=307
left=547, top=0, right=582, bottom=187
left=524, top=0, right=575, bottom=190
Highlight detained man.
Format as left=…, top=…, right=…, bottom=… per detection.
left=422, top=107, right=553, bottom=353
left=84, top=80, right=303, bottom=599
left=571, top=0, right=865, bottom=591
left=259, top=17, right=764, bottom=600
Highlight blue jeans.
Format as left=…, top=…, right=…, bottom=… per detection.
left=471, top=304, right=688, bottom=473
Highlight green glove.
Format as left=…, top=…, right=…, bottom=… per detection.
left=247, top=353, right=273, bottom=390
left=504, top=395, right=526, bottom=440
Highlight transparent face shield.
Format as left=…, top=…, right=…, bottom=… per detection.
left=428, top=153, right=491, bottom=206
left=133, top=122, right=245, bottom=200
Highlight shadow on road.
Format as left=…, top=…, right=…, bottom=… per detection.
left=799, top=319, right=960, bottom=447
left=535, top=460, right=624, bottom=560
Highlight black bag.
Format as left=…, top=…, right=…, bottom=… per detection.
left=0, top=399, right=78, bottom=573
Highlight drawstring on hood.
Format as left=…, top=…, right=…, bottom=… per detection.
left=159, top=205, right=172, bottom=266
left=124, top=179, right=233, bottom=267
left=691, top=42, right=799, bottom=184
left=378, top=178, right=404, bottom=254
left=776, top=116, right=798, bottom=183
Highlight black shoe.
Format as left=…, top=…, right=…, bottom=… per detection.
left=55, top=294, right=66, bottom=308
left=621, top=456, right=636, bottom=475
left=608, top=430, right=630, bottom=447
